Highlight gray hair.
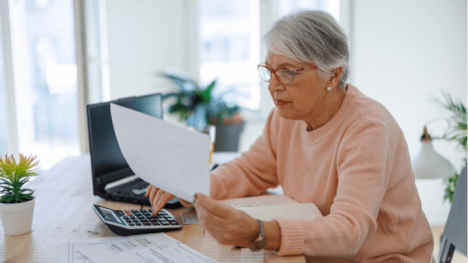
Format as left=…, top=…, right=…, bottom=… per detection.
left=263, top=10, right=349, bottom=91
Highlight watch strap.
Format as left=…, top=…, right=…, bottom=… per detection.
left=250, top=219, right=267, bottom=252
left=257, top=219, right=265, bottom=239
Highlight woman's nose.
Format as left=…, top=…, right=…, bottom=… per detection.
left=268, top=77, right=286, bottom=92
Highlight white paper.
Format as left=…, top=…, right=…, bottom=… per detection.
left=221, top=195, right=299, bottom=208
left=77, top=233, right=217, bottom=263
left=237, top=203, right=322, bottom=221
left=59, top=236, right=128, bottom=263
left=110, top=103, right=210, bottom=202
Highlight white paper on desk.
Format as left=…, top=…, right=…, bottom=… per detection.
left=77, top=233, right=217, bottom=263
left=110, top=103, right=210, bottom=202
left=59, top=236, right=127, bottom=263
left=237, top=203, right=322, bottom=221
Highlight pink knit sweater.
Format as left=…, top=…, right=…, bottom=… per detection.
left=210, top=85, right=434, bottom=262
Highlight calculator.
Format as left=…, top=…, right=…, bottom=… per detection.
left=92, top=204, right=182, bottom=236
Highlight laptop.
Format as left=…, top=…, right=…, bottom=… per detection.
left=87, top=93, right=181, bottom=209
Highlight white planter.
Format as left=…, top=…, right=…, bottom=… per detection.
left=0, top=198, right=35, bottom=235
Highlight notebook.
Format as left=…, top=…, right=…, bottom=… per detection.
left=180, top=195, right=322, bottom=224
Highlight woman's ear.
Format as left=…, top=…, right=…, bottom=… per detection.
left=328, top=67, right=342, bottom=87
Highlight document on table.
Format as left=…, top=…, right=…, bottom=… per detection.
left=110, top=103, right=210, bottom=203
left=75, top=233, right=217, bottom=263
left=59, top=236, right=127, bottom=263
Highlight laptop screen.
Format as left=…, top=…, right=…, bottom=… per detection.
left=87, top=93, right=163, bottom=191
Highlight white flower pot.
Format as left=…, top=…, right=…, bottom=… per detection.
left=0, top=198, right=35, bottom=235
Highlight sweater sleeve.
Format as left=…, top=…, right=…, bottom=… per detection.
left=209, top=109, right=280, bottom=200
left=274, top=119, right=393, bottom=257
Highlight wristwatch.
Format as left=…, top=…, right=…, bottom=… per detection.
left=250, top=219, right=267, bottom=252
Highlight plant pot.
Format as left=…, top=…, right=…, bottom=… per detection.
left=214, top=121, right=245, bottom=152
left=0, top=198, right=35, bottom=235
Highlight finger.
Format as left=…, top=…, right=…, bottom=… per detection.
left=149, top=186, right=159, bottom=207
left=153, top=192, right=174, bottom=216
left=145, top=185, right=152, bottom=197
left=194, top=193, right=233, bottom=219
left=179, top=199, right=194, bottom=208
left=152, top=189, right=166, bottom=214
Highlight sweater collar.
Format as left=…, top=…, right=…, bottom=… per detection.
left=300, top=84, right=358, bottom=143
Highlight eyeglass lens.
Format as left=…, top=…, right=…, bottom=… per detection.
left=258, top=66, right=294, bottom=85
left=258, top=66, right=272, bottom=82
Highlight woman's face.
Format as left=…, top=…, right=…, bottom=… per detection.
left=266, top=52, right=329, bottom=123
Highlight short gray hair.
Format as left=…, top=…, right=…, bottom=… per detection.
left=263, top=10, right=349, bottom=91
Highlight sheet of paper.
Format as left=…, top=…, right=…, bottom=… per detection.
left=221, top=194, right=299, bottom=208
left=77, top=233, right=217, bottom=263
left=59, top=236, right=128, bottom=263
left=237, top=203, right=322, bottom=221
left=110, top=103, right=210, bottom=202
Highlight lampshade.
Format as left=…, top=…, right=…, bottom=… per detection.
left=411, top=127, right=454, bottom=179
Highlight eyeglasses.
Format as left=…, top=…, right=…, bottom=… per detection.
left=257, top=64, right=304, bottom=85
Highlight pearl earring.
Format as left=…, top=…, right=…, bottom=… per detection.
left=327, top=87, right=331, bottom=91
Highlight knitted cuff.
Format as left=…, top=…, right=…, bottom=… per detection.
left=272, top=218, right=305, bottom=256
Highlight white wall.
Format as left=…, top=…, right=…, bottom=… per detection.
left=105, top=0, right=197, bottom=100
left=351, top=0, right=467, bottom=225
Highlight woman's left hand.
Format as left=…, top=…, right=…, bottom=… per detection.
left=194, top=193, right=259, bottom=248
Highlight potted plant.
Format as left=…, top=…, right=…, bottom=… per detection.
left=161, top=70, right=244, bottom=152
left=436, top=93, right=467, bottom=203
left=0, top=154, right=39, bottom=235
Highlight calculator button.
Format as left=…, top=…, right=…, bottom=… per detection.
left=168, top=221, right=178, bottom=225
left=135, top=222, right=142, bottom=226
left=131, top=210, right=139, bottom=213
left=160, top=221, right=170, bottom=225
left=143, top=222, right=151, bottom=226
left=128, top=223, right=135, bottom=226
left=132, top=219, right=138, bottom=222
left=123, top=216, right=129, bottom=219
left=147, top=209, right=152, bottom=213
left=140, top=219, right=148, bottom=222
left=129, top=216, right=136, bottom=219
left=151, top=222, right=160, bottom=225
left=149, top=219, right=158, bottom=222
left=156, top=215, right=165, bottom=219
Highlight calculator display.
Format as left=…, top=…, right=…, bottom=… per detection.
left=101, top=208, right=122, bottom=224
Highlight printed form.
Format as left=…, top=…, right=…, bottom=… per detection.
left=76, top=233, right=217, bottom=263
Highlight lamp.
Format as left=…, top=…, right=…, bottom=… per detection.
left=412, top=126, right=454, bottom=179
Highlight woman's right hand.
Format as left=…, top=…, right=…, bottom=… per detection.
left=145, top=185, right=193, bottom=216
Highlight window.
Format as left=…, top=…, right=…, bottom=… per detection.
left=0, top=19, right=7, bottom=153
left=15, top=0, right=80, bottom=171
left=278, top=0, right=340, bottom=19
left=198, top=0, right=261, bottom=110
left=198, top=0, right=340, bottom=114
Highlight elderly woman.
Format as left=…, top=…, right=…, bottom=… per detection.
left=146, top=10, right=434, bottom=262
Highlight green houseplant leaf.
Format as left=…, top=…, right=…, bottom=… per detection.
left=436, top=92, right=467, bottom=203
left=160, top=71, right=241, bottom=130
left=0, top=154, right=39, bottom=204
